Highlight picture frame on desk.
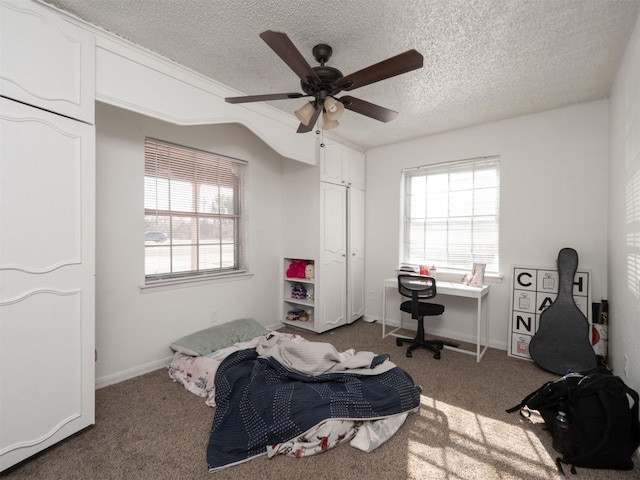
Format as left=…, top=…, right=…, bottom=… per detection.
left=470, top=263, right=486, bottom=286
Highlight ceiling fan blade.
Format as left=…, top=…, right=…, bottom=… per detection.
left=225, top=92, right=306, bottom=104
left=336, top=50, right=423, bottom=91
left=340, top=96, right=398, bottom=123
left=296, top=104, right=322, bottom=133
left=260, top=30, right=322, bottom=85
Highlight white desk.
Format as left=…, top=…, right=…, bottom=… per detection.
left=382, top=278, right=491, bottom=362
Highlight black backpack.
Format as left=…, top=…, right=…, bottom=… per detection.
left=507, top=367, right=640, bottom=474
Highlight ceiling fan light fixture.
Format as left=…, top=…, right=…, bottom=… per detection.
left=323, top=114, right=340, bottom=130
left=324, top=97, right=345, bottom=121
left=295, top=102, right=316, bottom=125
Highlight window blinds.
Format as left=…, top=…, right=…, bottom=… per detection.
left=144, top=138, right=247, bottom=281
left=402, top=157, right=500, bottom=273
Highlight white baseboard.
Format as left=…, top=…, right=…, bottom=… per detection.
left=95, top=355, right=173, bottom=389
left=94, top=321, right=298, bottom=390
left=95, top=322, right=299, bottom=390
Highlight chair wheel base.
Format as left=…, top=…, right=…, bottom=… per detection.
left=395, top=334, right=444, bottom=360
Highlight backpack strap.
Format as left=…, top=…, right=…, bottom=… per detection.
left=505, top=402, right=527, bottom=414
left=625, top=384, right=640, bottom=455
left=506, top=390, right=540, bottom=413
left=506, top=380, right=554, bottom=413
left=555, top=457, right=577, bottom=475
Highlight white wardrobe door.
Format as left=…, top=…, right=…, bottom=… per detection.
left=0, top=0, right=95, bottom=124
left=0, top=97, right=95, bottom=471
left=348, top=187, right=365, bottom=322
left=318, top=182, right=347, bottom=331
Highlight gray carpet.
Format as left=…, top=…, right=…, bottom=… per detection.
left=2, top=320, right=639, bottom=479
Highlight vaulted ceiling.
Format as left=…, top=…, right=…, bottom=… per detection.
left=43, top=0, right=640, bottom=149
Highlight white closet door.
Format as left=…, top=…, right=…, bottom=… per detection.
left=318, top=182, right=347, bottom=331
left=0, top=98, right=95, bottom=471
left=348, top=187, right=365, bottom=322
left=319, top=142, right=347, bottom=186
left=0, top=0, right=95, bottom=124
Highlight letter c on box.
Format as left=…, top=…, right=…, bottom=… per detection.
left=517, top=271, right=533, bottom=287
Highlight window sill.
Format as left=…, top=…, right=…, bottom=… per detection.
left=397, top=268, right=503, bottom=284
left=440, top=269, right=503, bottom=284
left=139, top=271, right=253, bottom=293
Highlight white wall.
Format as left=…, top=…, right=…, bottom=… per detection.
left=608, top=12, right=640, bottom=394
left=364, top=100, right=609, bottom=350
left=95, top=103, right=285, bottom=387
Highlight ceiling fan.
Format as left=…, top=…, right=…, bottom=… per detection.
left=225, top=30, right=424, bottom=133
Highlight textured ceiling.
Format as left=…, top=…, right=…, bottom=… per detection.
left=43, top=0, right=640, bottom=149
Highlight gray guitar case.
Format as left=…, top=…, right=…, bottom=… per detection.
left=528, top=248, right=597, bottom=374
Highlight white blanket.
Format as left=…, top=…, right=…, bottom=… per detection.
left=255, top=335, right=397, bottom=376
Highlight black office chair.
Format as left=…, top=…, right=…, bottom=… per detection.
left=396, top=274, right=445, bottom=359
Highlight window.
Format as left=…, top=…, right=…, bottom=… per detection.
left=401, top=157, right=500, bottom=274
left=144, top=138, right=247, bottom=283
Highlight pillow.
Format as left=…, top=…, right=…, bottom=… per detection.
left=170, top=318, right=269, bottom=356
